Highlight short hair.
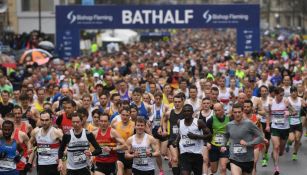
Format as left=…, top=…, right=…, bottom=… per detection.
left=174, top=93, right=185, bottom=101
left=36, top=88, right=45, bottom=94
left=232, top=103, right=243, bottom=110
left=136, top=116, right=146, bottom=125
left=99, top=91, right=110, bottom=98
left=1, top=90, right=9, bottom=96
left=290, top=86, right=297, bottom=93
left=82, top=93, right=92, bottom=100
left=2, top=120, right=14, bottom=130
left=189, top=84, right=198, bottom=91
left=100, top=113, right=110, bottom=121
left=153, top=91, right=163, bottom=99
left=40, top=109, right=53, bottom=119
left=120, top=106, right=131, bottom=113
left=243, top=100, right=253, bottom=107
left=133, top=87, right=142, bottom=94
left=77, top=107, right=89, bottom=118
left=65, top=99, right=77, bottom=107
left=92, top=109, right=102, bottom=117
left=19, top=93, right=29, bottom=101
left=110, top=93, right=120, bottom=100
left=69, top=111, right=83, bottom=121
left=259, top=85, right=268, bottom=91
left=211, top=87, right=219, bottom=92
left=13, top=105, right=23, bottom=113
left=202, top=97, right=211, bottom=101
left=274, top=87, right=284, bottom=95
left=130, top=104, right=138, bottom=111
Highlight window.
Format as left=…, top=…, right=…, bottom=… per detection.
left=22, top=0, right=55, bottom=12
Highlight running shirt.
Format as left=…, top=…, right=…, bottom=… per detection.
left=33, top=101, right=44, bottom=113
left=152, top=104, right=163, bottom=129
left=135, top=102, right=149, bottom=120
left=67, top=129, right=90, bottom=170
left=169, top=109, right=184, bottom=140
left=131, top=134, right=155, bottom=171
left=211, top=115, right=230, bottom=147
left=119, top=90, right=130, bottom=102
left=95, top=127, right=117, bottom=163
left=59, top=113, right=72, bottom=134
left=270, top=99, right=290, bottom=130
left=0, top=139, right=17, bottom=172
left=115, top=120, right=134, bottom=153
left=283, top=86, right=291, bottom=98
left=13, top=127, right=27, bottom=170
left=179, top=118, right=204, bottom=154
left=185, top=98, right=202, bottom=112
left=218, top=88, right=231, bottom=114
left=36, top=127, right=60, bottom=165
left=288, top=97, right=302, bottom=125
left=198, top=110, right=214, bottom=124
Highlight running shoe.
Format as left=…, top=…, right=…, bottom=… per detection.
left=159, top=170, right=164, bottom=175
left=274, top=166, right=280, bottom=175
left=264, top=153, right=269, bottom=160
left=261, top=159, right=268, bottom=167
left=292, top=153, right=298, bottom=161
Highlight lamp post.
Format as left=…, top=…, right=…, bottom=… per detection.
left=38, top=0, right=41, bottom=33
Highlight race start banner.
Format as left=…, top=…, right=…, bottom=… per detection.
left=56, top=4, right=260, bottom=57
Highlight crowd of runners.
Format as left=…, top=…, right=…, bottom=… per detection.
left=0, top=29, right=306, bottom=175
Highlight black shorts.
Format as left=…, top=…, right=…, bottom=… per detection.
left=271, top=128, right=290, bottom=140
left=67, top=167, right=90, bottom=175
left=152, top=127, right=168, bottom=141
left=230, top=159, right=254, bottom=174
left=290, top=123, right=303, bottom=132
left=95, top=162, right=116, bottom=175
left=118, top=152, right=133, bottom=169
left=167, top=136, right=178, bottom=148
left=132, top=168, right=154, bottom=175
left=37, top=164, right=60, bottom=175
left=209, top=145, right=229, bottom=162
left=261, top=122, right=271, bottom=140
left=180, top=153, right=203, bottom=175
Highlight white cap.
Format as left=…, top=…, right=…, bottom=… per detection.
left=153, top=62, right=158, bottom=67
left=60, top=75, right=65, bottom=81
left=173, top=67, right=180, bottom=73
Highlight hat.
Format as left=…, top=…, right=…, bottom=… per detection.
left=93, top=73, right=99, bottom=78
left=173, top=67, right=180, bottom=73
left=153, top=62, right=158, bottom=67
left=60, top=75, right=65, bottom=81
left=95, top=80, right=103, bottom=87
left=139, top=63, right=145, bottom=69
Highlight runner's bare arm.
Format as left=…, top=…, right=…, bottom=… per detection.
left=124, top=137, right=134, bottom=159
left=111, top=129, right=127, bottom=151
left=149, top=135, right=160, bottom=157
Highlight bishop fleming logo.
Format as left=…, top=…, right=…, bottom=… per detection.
left=203, top=10, right=212, bottom=23
left=67, top=11, right=76, bottom=24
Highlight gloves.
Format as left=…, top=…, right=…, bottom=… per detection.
left=0, top=151, right=7, bottom=159
left=13, top=155, right=21, bottom=163
left=24, top=163, right=32, bottom=172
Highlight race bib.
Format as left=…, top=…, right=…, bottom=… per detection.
left=172, top=126, right=179, bottom=134
left=99, top=150, right=110, bottom=157
left=182, top=137, right=195, bottom=147
left=214, top=134, right=225, bottom=145
left=153, top=118, right=160, bottom=126
left=72, top=152, right=87, bottom=164
left=37, top=147, right=51, bottom=154
left=0, top=159, right=15, bottom=169
left=274, top=117, right=285, bottom=125
left=233, top=144, right=247, bottom=154
left=135, top=158, right=148, bottom=166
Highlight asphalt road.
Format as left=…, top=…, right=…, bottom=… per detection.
left=27, top=135, right=307, bottom=175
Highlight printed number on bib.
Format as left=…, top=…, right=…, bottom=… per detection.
left=172, top=126, right=179, bottom=134
left=0, top=159, right=15, bottom=169
left=274, top=117, right=284, bottom=125
left=73, top=152, right=87, bottom=164
left=215, top=134, right=224, bottom=145
left=153, top=118, right=160, bottom=126
left=37, top=147, right=51, bottom=154
left=182, top=137, right=195, bottom=147
left=290, top=117, right=300, bottom=125
left=135, top=158, right=148, bottom=166
left=233, top=144, right=247, bottom=154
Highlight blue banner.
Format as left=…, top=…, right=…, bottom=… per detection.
left=56, top=4, right=260, bottom=57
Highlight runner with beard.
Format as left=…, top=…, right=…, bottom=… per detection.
left=163, top=93, right=185, bottom=175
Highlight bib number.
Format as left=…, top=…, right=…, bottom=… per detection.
left=290, top=117, right=300, bottom=125
left=153, top=118, right=160, bottom=126
left=37, top=147, right=51, bottom=154
left=0, top=159, right=15, bottom=169
left=274, top=117, right=284, bottom=125
left=214, top=134, right=224, bottom=145
left=233, top=144, right=247, bottom=154
left=135, top=158, right=148, bottom=166
left=99, top=150, right=110, bottom=157
left=172, top=126, right=179, bottom=134
left=182, top=137, right=195, bottom=147
left=73, top=152, right=87, bottom=164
